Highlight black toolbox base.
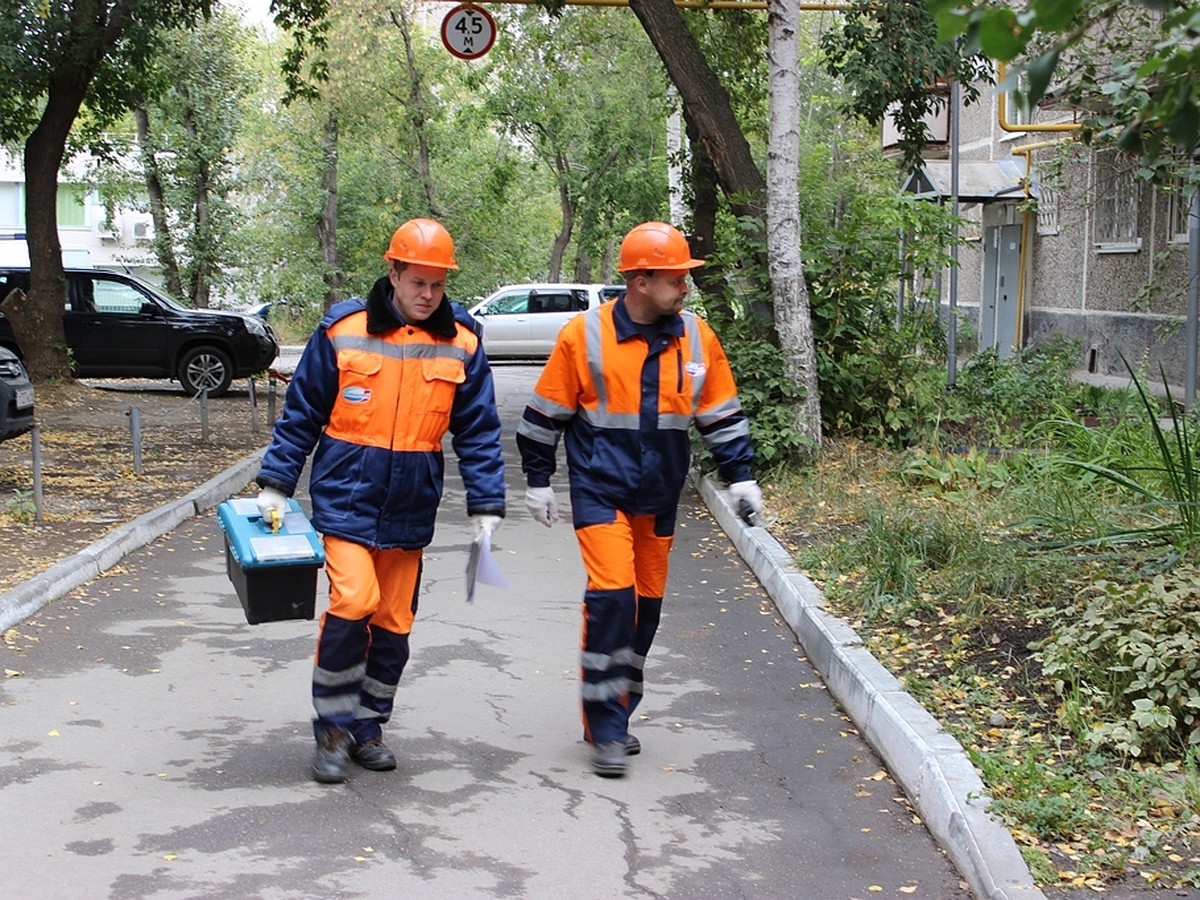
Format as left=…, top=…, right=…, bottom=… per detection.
left=224, top=539, right=319, bottom=625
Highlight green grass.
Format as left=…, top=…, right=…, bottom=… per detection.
left=769, top=432, right=1200, bottom=892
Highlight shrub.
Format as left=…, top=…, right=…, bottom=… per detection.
left=706, top=319, right=813, bottom=472
left=1034, top=565, right=1200, bottom=760
left=949, top=336, right=1082, bottom=443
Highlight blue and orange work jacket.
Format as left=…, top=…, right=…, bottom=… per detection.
left=258, top=277, right=505, bottom=550
left=517, top=298, right=753, bottom=527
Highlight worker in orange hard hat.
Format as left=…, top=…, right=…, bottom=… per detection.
left=257, top=217, right=505, bottom=784
left=517, top=220, right=763, bottom=778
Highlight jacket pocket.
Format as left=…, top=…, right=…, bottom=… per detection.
left=415, top=357, right=465, bottom=445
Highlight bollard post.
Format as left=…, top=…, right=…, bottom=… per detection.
left=200, top=389, right=209, bottom=443
left=268, top=374, right=277, bottom=424
left=249, top=377, right=259, bottom=435
left=31, top=423, right=44, bottom=522
left=126, top=406, right=144, bottom=475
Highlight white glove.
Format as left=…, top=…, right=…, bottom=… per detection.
left=525, top=486, right=558, bottom=528
left=728, top=480, right=763, bottom=523
left=256, top=487, right=288, bottom=532
left=471, top=514, right=502, bottom=546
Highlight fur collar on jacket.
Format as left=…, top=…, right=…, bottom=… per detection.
left=365, top=275, right=458, bottom=339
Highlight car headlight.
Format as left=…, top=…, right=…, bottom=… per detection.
left=242, top=315, right=267, bottom=338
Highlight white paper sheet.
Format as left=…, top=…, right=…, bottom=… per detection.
left=465, top=538, right=509, bottom=603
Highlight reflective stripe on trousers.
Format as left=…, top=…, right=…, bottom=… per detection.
left=575, top=511, right=673, bottom=745
left=312, top=536, right=422, bottom=742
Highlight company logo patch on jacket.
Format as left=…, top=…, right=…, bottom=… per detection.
left=342, top=386, right=372, bottom=404
left=685, top=361, right=706, bottom=377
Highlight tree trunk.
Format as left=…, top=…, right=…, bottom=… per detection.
left=393, top=5, right=440, bottom=218
left=767, top=0, right=821, bottom=449
left=316, top=113, right=341, bottom=309
left=685, top=113, right=729, bottom=317
left=18, top=86, right=82, bottom=381
left=628, top=0, right=767, bottom=225
left=181, top=103, right=212, bottom=308
left=15, top=1, right=136, bottom=382
left=548, top=147, right=574, bottom=282
left=136, top=108, right=184, bottom=300
left=628, top=0, right=773, bottom=326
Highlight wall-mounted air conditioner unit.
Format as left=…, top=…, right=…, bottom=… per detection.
left=95, top=219, right=120, bottom=241
left=131, top=219, right=155, bottom=242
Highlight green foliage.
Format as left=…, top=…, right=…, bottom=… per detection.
left=817, top=311, right=948, bottom=447
left=1034, top=565, right=1200, bottom=759
left=2, top=490, right=35, bottom=524
left=0, top=0, right=210, bottom=144
left=949, top=336, right=1083, bottom=443
left=708, top=319, right=811, bottom=473
left=899, top=447, right=1012, bottom=493
left=822, top=0, right=992, bottom=171
left=478, top=7, right=671, bottom=281
left=807, top=195, right=959, bottom=446
left=127, top=12, right=257, bottom=304
left=972, top=749, right=1094, bottom=837
left=1040, top=363, right=1200, bottom=554
left=1071, top=382, right=1147, bottom=420
left=809, top=495, right=1041, bottom=620
left=928, top=0, right=1200, bottom=170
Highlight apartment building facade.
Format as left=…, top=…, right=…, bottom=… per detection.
left=894, top=74, right=1196, bottom=385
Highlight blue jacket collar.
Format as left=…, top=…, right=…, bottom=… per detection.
left=613, top=297, right=685, bottom=342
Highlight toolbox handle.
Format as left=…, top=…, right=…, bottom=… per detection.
left=251, top=512, right=283, bottom=535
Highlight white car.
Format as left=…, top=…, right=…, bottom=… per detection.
left=468, top=283, right=624, bottom=359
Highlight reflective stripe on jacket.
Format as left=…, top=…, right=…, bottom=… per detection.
left=517, top=298, right=752, bottom=526
left=259, top=279, right=505, bottom=550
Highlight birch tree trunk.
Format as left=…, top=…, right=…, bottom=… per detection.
left=767, top=0, right=822, bottom=449
left=316, top=113, right=342, bottom=309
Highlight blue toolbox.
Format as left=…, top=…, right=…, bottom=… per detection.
left=217, top=497, right=325, bottom=625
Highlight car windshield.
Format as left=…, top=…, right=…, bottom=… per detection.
left=83, top=271, right=188, bottom=310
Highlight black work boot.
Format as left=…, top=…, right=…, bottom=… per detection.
left=591, top=741, right=628, bottom=778
left=312, top=729, right=351, bottom=784
left=350, top=737, right=397, bottom=771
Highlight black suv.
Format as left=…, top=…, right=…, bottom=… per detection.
left=0, top=268, right=278, bottom=397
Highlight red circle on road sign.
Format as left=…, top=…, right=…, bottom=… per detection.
left=441, top=4, right=497, bottom=61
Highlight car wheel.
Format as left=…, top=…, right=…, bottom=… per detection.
left=178, top=346, right=234, bottom=397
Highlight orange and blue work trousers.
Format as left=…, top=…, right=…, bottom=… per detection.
left=576, top=509, right=675, bottom=746
left=312, top=535, right=422, bottom=744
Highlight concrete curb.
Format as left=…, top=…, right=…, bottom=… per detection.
left=0, top=450, right=264, bottom=633
left=695, top=473, right=1047, bottom=900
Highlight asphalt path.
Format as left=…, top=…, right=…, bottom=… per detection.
left=0, top=364, right=976, bottom=898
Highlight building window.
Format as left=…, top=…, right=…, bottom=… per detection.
left=1036, top=175, right=1060, bottom=236
left=56, top=184, right=87, bottom=228
left=1093, top=150, right=1140, bottom=251
left=1167, top=178, right=1194, bottom=245
left=1005, top=71, right=1031, bottom=128
left=0, top=183, right=23, bottom=228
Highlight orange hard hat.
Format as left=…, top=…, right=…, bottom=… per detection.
left=617, top=221, right=704, bottom=272
left=384, top=218, right=459, bottom=269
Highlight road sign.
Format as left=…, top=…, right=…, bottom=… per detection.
left=441, top=4, right=497, bottom=61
